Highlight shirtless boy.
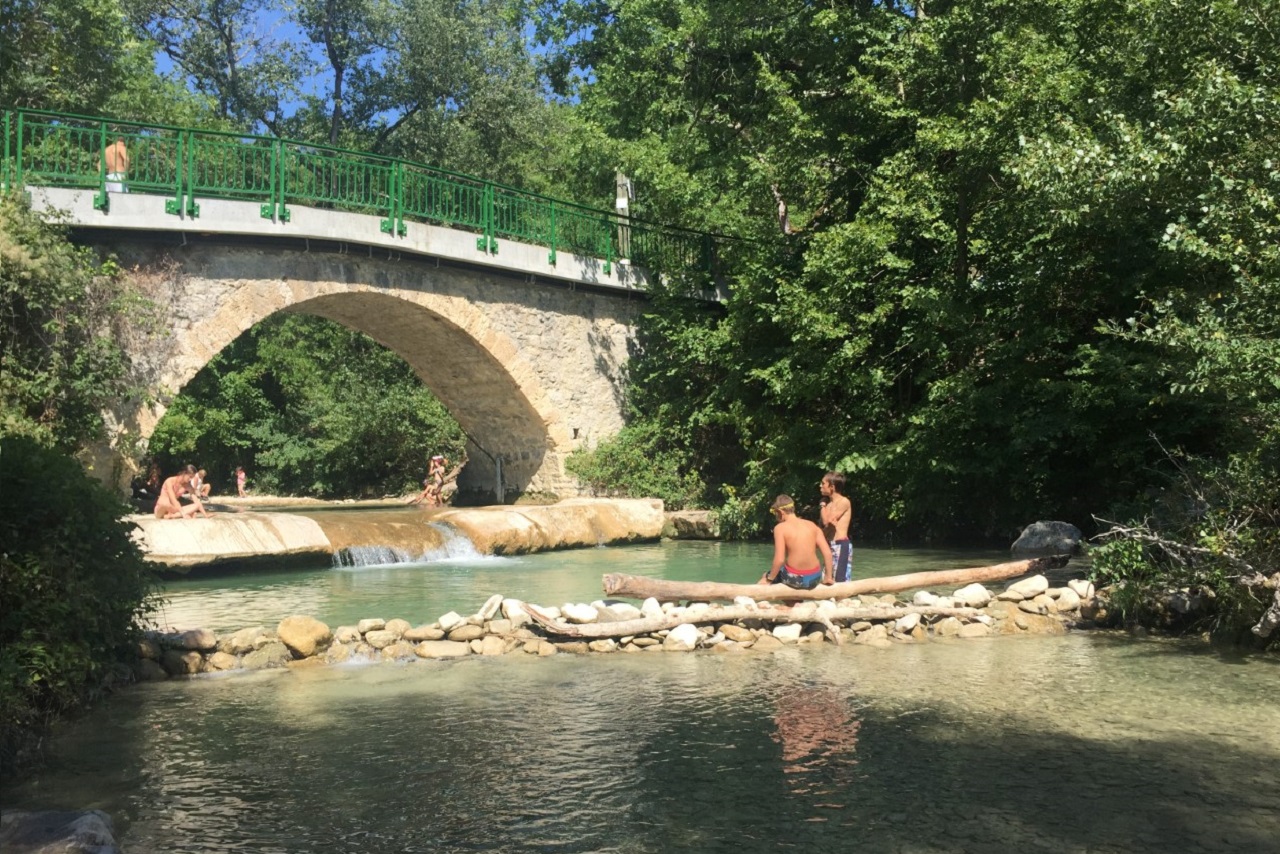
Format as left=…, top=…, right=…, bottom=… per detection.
left=103, top=137, right=129, bottom=193
left=820, top=472, right=853, bottom=583
left=153, top=471, right=211, bottom=519
left=759, top=494, right=833, bottom=590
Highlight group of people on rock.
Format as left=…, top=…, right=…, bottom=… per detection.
left=140, top=463, right=249, bottom=519
left=407, top=455, right=450, bottom=506
left=760, top=471, right=854, bottom=591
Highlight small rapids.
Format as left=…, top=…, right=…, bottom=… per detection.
left=331, top=523, right=489, bottom=568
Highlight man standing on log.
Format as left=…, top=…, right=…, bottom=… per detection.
left=820, top=472, right=853, bottom=583
left=760, top=494, right=833, bottom=590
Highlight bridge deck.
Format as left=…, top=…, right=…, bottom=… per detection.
left=29, top=186, right=655, bottom=295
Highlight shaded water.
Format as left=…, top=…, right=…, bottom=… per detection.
left=6, top=635, right=1278, bottom=853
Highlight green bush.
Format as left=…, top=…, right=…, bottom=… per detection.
left=0, top=436, right=159, bottom=771
left=565, top=421, right=705, bottom=511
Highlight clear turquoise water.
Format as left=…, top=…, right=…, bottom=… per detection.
left=5, top=541, right=1278, bottom=853
left=149, top=533, right=1010, bottom=634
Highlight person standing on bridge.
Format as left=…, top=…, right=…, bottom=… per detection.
left=103, top=137, right=129, bottom=194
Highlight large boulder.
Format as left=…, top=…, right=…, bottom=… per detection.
left=276, top=616, right=332, bottom=658
left=662, top=510, right=720, bottom=539
left=0, top=810, right=120, bottom=854
left=1012, top=521, right=1083, bottom=556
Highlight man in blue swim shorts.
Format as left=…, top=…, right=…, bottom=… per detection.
left=759, top=494, right=834, bottom=591
left=820, top=472, right=854, bottom=583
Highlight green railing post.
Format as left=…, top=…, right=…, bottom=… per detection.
left=476, top=183, right=497, bottom=253
left=261, top=137, right=277, bottom=220
left=2, top=111, right=10, bottom=193
left=93, top=121, right=109, bottom=211
left=603, top=215, right=612, bottom=275
left=277, top=139, right=291, bottom=222
left=14, top=111, right=23, bottom=188
left=380, top=160, right=404, bottom=236
left=185, top=131, right=199, bottom=217
left=548, top=201, right=557, bottom=266
left=165, top=130, right=184, bottom=216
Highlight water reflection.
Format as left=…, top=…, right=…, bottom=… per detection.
left=3, top=637, right=1280, bottom=853
left=770, top=683, right=861, bottom=809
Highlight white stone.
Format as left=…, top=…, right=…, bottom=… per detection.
left=415, top=640, right=471, bottom=658
left=815, top=599, right=837, bottom=614
left=501, top=599, right=529, bottom=621
left=541, top=606, right=562, bottom=620
left=364, top=630, right=399, bottom=649
left=913, top=591, right=939, bottom=607
left=895, top=613, right=922, bottom=633
left=357, top=618, right=386, bottom=634
left=772, top=624, right=803, bottom=642
left=605, top=602, right=643, bottom=621
left=1006, top=574, right=1049, bottom=599
left=732, top=596, right=757, bottom=607
left=588, top=639, right=617, bottom=653
left=1067, top=579, right=1096, bottom=599
left=276, top=616, right=332, bottom=658
left=640, top=597, right=663, bottom=617
left=952, top=583, right=992, bottom=608
left=477, top=594, right=504, bottom=621
left=562, top=603, right=598, bottom=624
left=934, top=596, right=955, bottom=609
left=663, top=623, right=701, bottom=651
left=1055, top=588, right=1082, bottom=611
left=384, top=618, right=411, bottom=637
left=974, top=614, right=994, bottom=626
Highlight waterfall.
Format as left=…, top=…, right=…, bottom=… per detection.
left=331, top=522, right=491, bottom=568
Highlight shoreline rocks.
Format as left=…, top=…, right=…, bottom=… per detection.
left=132, top=574, right=1101, bottom=680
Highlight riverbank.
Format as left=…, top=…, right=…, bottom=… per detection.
left=133, top=570, right=1094, bottom=679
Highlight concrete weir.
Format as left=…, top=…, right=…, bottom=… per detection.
left=131, top=498, right=666, bottom=572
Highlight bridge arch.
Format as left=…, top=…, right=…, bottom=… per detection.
left=113, top=240, right=640, bottom=501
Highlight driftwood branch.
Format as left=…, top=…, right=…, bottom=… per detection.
left=1093, top=517, right=1257, bottom=575
left=1249, top=575, right=1280, bottom=638
left=524, top=602, right=981, bottom=640
left=602, top=556, right=1067, bottom=604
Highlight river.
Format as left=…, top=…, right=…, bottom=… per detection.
left=4, top=538, right=1278, bottom=853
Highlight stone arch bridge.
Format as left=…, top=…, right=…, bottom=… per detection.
left=100, top=231, right=638, bottom=503
left=7, top=109, right=722, bottom=501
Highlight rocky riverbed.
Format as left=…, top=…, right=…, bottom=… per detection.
left=133, top=574, right=1100, bottom=679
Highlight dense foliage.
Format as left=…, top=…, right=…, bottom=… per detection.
left=539, top=0, right=1279, bottom=547
left=148, top=314, right=468, bottom=498
left=0, top=195, right=155, bottom=453
left=0, top=437, right=158, bottom=771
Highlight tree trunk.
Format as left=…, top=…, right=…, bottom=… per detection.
left=602, top=556, right=1068, bottom=603
left=525, top=602, right=981, bottom=640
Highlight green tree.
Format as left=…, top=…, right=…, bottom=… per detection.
left=0, top=195, right=156, bottom=452
left=148, top=313, right=468, bottom=498
left=2, top=0, right=211, bottom=123
left=124, top=0, right=304, bottom=132
left=531, top=0, right=1279, bottom=544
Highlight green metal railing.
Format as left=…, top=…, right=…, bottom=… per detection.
left=0, top=108, right=720, bottom=279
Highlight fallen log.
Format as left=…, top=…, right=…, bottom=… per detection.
left=602, top=555, right=1069, bottom=603
left=524, top=602, right=981, bottom=641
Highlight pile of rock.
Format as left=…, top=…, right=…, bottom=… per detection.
left=133, top=576, right=1101, bottom=679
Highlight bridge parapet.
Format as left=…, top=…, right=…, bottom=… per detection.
left=2, top=108, right=723, bottom=294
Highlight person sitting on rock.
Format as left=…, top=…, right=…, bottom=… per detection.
left=154, top=470, right=211, bottom=519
